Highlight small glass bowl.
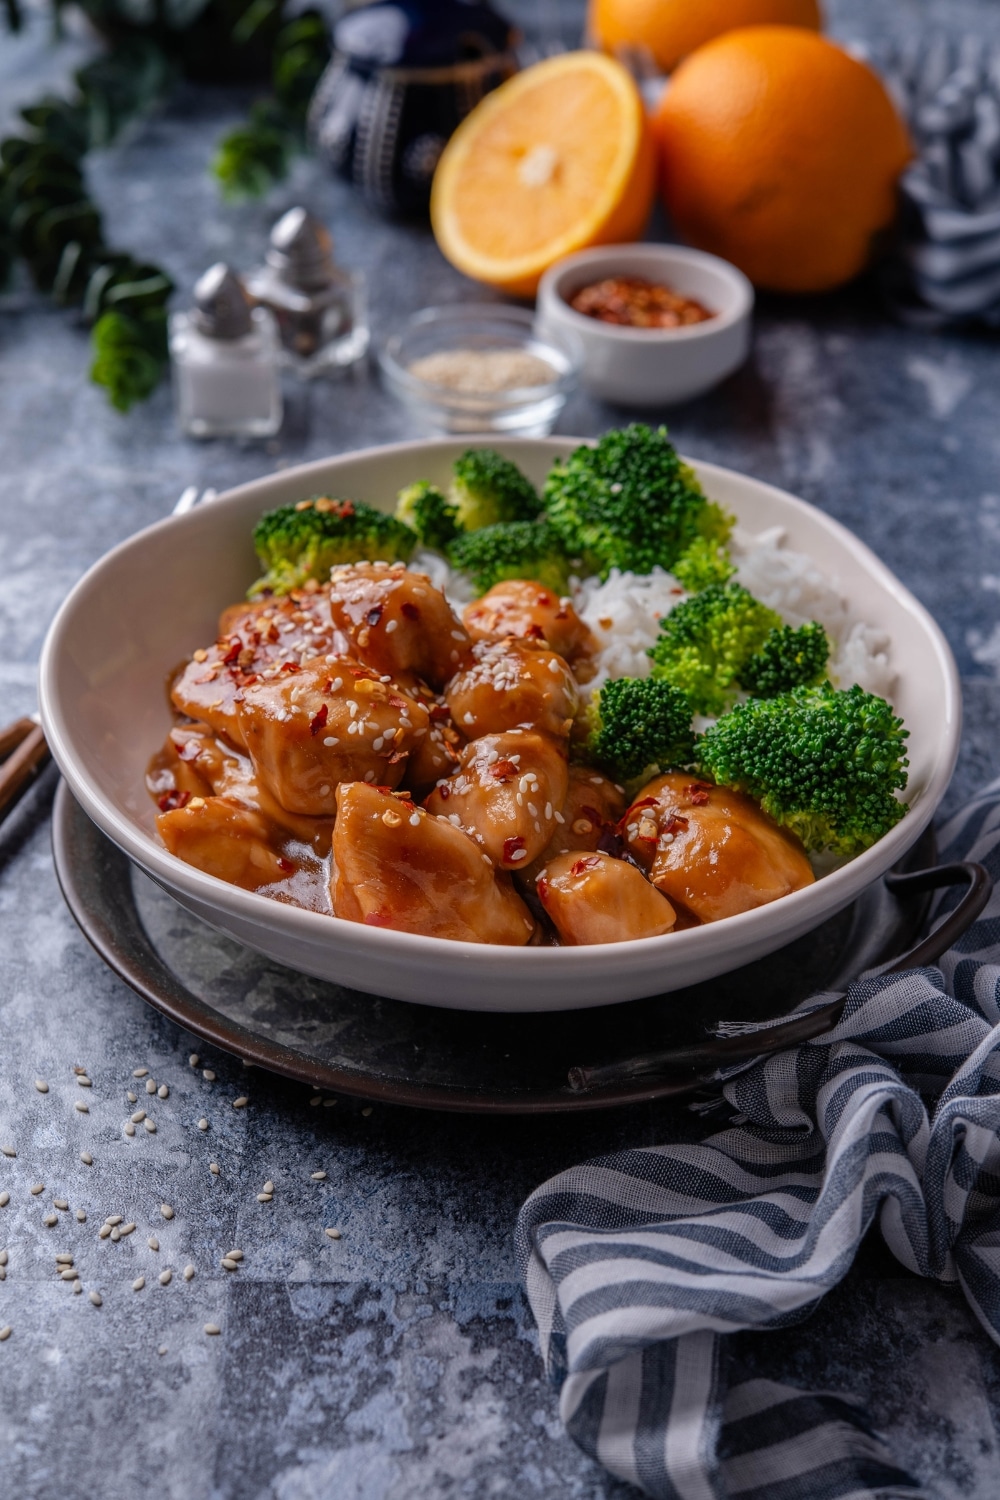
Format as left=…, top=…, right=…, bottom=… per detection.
left=379, top=304, right=582, bottom=436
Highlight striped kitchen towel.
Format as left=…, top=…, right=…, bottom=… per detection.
left=516, top=778, right=1000, bottom=1499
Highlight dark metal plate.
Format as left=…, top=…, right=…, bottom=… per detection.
left=53, top=782, right=936, bottom=1113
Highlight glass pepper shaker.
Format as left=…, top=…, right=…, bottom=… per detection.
left=170, top=263, right=282, bottom=439
left=245, top=207, right=369, bottom=380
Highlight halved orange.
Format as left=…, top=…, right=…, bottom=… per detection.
left=431, top=51, right=656, bottom=297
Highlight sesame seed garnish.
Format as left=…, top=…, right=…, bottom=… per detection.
left=0, top=1195, right=8, bottom=1208
left=322, top=1099, right=337, bottom=1108
left=60, top=1268, right=78, bottom=1281
left=34, top=1079, right=48, bottom=1093
left=183, top=1265, right=195, bottom=1281
left=145, top=1079, right=157, bottom=1095
left=0, top=1267, right=5, bottom=1282
left=310, top=1171, right=327, bottom=1181
left=209, top=1164, right=220, bottom=1176
left=75, top=1210, right=86, bottom=1222
left=77, top=1076, right=92, bottom=1088
left=80, top=1152, right=93, bottom=1166
left=0, top=1251, right=7, bottom=1265
left=43, top=1214, right=57, bottom=1227
left=0, top=1327, right=11, bottom=1341
left=409, top=812, right=420, bottom=827
left=157, top=1085, right=169, bottom=1100
left=127, top=1091, right=137, bottom=1104
left=133, top=1277, right=145, bottom=1291
left=204, top=1324, right=221, bottom=1336
left=309, top=1096, right=321, bottom=1107
left=99, top=1225, right=112, bottom=1240
left=106, top=1214, right=122, bottom=1227
left=189, top=1054, right=200, bottom=1068
left=159, top=1269, right=172, bottom=1286
left=73, top=1281, right=82, bottom=1294
left=53, top=1198, right=68, bottom=1211
left=257, top=1193, right=272, bottom=1203
left=124, top=1123, right=135, bottom=1137
left=74, top=1102, right=88, bottom=1114
left=148, top=1237, right=159, bottom=1251
left=262, top=1181, right=274, bottom=1194
left=0, top=1147, right=15, bottom=1159
left=227, top=1249, right=243, bottom=1261
left=221, top=1258, right=239, bottom=1272
left=144, top=1119, right=157, bottom=1134
left=30, top=1183, right=43, bottom=1196
left=110, top=1227, right=121, bottom=1242
left=232, top=1097, right=248, bottom=1110
left=133, top=1068, right=148, bottom=1078
left=54, top=1253, right=71, bottom=1264
left=160, top=1204, right=174, bottom=1220
left=197, top=1119, right=209, bottom=1132
left=324, top=1227, right=341, bottom=1240
left=203, top=1070, right=216, bottom=1083
left=158, top=1344, right=168, bottom=1354
left=361, top=1107, right=373, bottom=1117
left=88, top=1291, right=102, bottom=1307
left=131, top=1111, right=146, bottom=1123
left=121, top=1223, right=136, bottom=1237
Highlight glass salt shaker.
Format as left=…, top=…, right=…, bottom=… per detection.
left=245, top=207, right=369, bottom=380
left=170, top=263, right=282, bottom=439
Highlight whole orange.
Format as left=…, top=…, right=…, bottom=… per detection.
left=588, top=0, right=822, bottom=73
left=652, top=26, right=912, bottom=293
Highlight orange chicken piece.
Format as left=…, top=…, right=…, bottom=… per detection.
left=536, top=851, right=676, bottom=945
left=328, top=562, right=470, bottom=688
left=424, top=730, right=569, bottom=869
left=463, top=579, right=595, bottom=662
left=444, top=637, right=578, bottom=742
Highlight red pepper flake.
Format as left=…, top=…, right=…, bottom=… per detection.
left=277, top=857, right=295, bottom=873
left=348, top=666, right=374, bottom=679
left=664, top=815, right=689, bottom=836
left=388, top=694, right=410, bottom=711
left=429, top=703, right=450, bottom=722
left=537, top=878, right=549, bottom=901
left=363, top=909, right=392, bottom=927
left=571, top=855, right=602, bottom=877
left=310, top=704, right=329, bottom=736
left=386, top=750, right=409, bottom=765
left=502, top=835, right=526, bottom=862
left=221, top=639, right=242, bottom=666
left=366, top=605, right=384, bottom=627
left=280, top=660, right=300, bottom=674
left=685, top=783, right=712, bottom=805
left=524, top=624, right=545, bottom=639
left=157, top=789, right=191, bottom=813
left=437, top=785, right=451, bottom=800
left=401, top=601, right=420, bottom=621
left=490, top=759, right=518, bottom=781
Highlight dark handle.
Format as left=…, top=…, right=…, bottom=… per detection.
left=0, top=718, right=51, bottom=825
left=567, top=858, right=994, bottom=1094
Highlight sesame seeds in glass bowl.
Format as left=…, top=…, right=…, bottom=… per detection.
left=379, top=304, right=582, bottom=437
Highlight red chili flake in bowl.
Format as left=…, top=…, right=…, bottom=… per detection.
left=490, top=759, right=518, bottom=781
left=503, top=835, right=526, bottom=863
left=310, top=704, right=329, bottom=736
left=157, top=789, right=191, bottom=812
left=570, top=855, right=602, bottom=877
left=568, top=276, right=715, bottom=329
left=685, top=783, right=712, bottom=805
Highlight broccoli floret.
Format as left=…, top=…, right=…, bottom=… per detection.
left=695, top=682, right=909, bottom=856
left=450, top=448, right=541, bottom=531
left=738, top=621, right=830, bottom=698
left=395, top=481, right=461, bottom=552
left=649, top=583, right=782, bottom=716
left=448, top=519, right=571, bottom=595
left=583, top=677, right=695, bottom=784
left=542, top=424, right=732, bottom=579
left=249, top=497, right=415, bottom=597
left=671, top=536, right=736, bottom=592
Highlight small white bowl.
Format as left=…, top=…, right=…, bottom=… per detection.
left=535, top=244, right=754, bottom=407
left=39, top=438, right=959, bottom=1013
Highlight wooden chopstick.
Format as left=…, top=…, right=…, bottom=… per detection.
left=0, top=720, right=51, bottom=824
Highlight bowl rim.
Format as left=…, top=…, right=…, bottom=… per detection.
left=537, top=243, right=755, bottom=343
left=39, top=436, right=961, bottom=980
left=378, top=303, right=583, bottom=404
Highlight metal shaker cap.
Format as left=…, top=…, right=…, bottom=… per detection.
left=266, top=207, right=337, bottom=290
left=193, top=263, right=253, bottom=339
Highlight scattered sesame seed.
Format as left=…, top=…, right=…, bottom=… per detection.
left=131, top=1111, right=146, bottom=1123
left=148, top=1237, right=159, bottom=1251
left=361, top=1107, right=373, bottom=1117
left=133, top=1277, right=145, bottom=1291
left=80, top=1152, right=93, bottom=1166
left=75, top=1210, right=86, bottom=1223
left=209, top=1164, right=220, bottom=1176
left=133, top=1069, right=148, bottom=1078
left=121, top=1223, right=136, bottom=1236
left=160, top=1204, right=174, bottom=1220
left=159, top=1269, right=172, bottom=1286
left=34, top=1079, right=48, bottom=1093
left=110, top=1228, right=121, bottom=1242
left=0, top=1148, right=14, bottom=1159
left=322, top=1098, right=337, bottom=1108
left=198, top=1119, right=209, bottom=1132
left=189, top=1054, right=200, bottom=1069
left=0, top=1327, right=10, bottom=1342
left=409, top=812, right=421, bottom=827
left=105, top=1215, right=122, bottom=1226
left=30, top=1183, right=44, bottom=1196
left=262, top=1181, right=274, bottom=1194
left=183, top=1265, right=195, bottom=1281
left=0, top=1251, right=7, bottom=1265
left=309, top=1096, right=322, bottom=1107
left=0, top=1193, right=11, bottom=1208
left=53, top=1198, right=68, bottom=1211
left=88, top=1291, right=102, bottom=1307
left=0, top=1267, right=5, bottom=1281
left=144, top=1119, right=157, bottom=1134
left=204, top=1324, right=221, bottom=1336
left=60, top=1269, right=78, bottom=1282
left=43, top=1214, right=57, bottom=1227
left=73, top=1281, right=82, bottom=1294
left=232, top=1097, right=249, bottom=1110
left=54, top=1253, right=72, bottom=1265
left=77, top=1077, right=92, bottom=1088
left=324, top=1227, right=342, bottom=1240
left=127, top=1091, right=137, bottom=1104
left=74, top=1102, right=88, bottom=1114
left=227, top=1249, right=243, bottom=1261
left=145, top=1079, right=157, bottom=1096
left=124, top=1123, right=135, bottom=1137
left=203, top=1070, right=216, bottom=1083
left=221, top=1258, right=238, bottom=1272
left=99, top=1225, right=112, bottom=1240
left=157, top=1085, right=169, bottom=1100
left=310, top=1171, right=327, bottom=1181
left=256, top=1193, right=272, bottom=1203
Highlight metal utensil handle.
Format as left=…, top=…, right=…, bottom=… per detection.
left=567, top=858, right=993, bottom=1094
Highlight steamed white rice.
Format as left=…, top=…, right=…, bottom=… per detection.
left=412, top=525, right=896, bottom=704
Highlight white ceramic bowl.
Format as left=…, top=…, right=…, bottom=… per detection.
left=535, top=244, right=753, bottom=406
left=39, top=438, right=959, bottom=1013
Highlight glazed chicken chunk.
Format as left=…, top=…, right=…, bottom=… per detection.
left=423, top=730, right=569, bottom=870
left=536, top=851, right=677, bottom=945
left=445, top=636, right=579, bottom=742
left=463, top=580, right=595, bottom=664
left=331, top=783, right=535, bottom=945
left=237, top=659, right=432, bottom=816
left=328, top=562, right=471, bottom=688
left=171, top=585, right=344, bottom=749
left=622, top=772, right=815, bottom=924
left=520, top=764, right=626, bottom=883
left=156, top=795, right=330, bottom=896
